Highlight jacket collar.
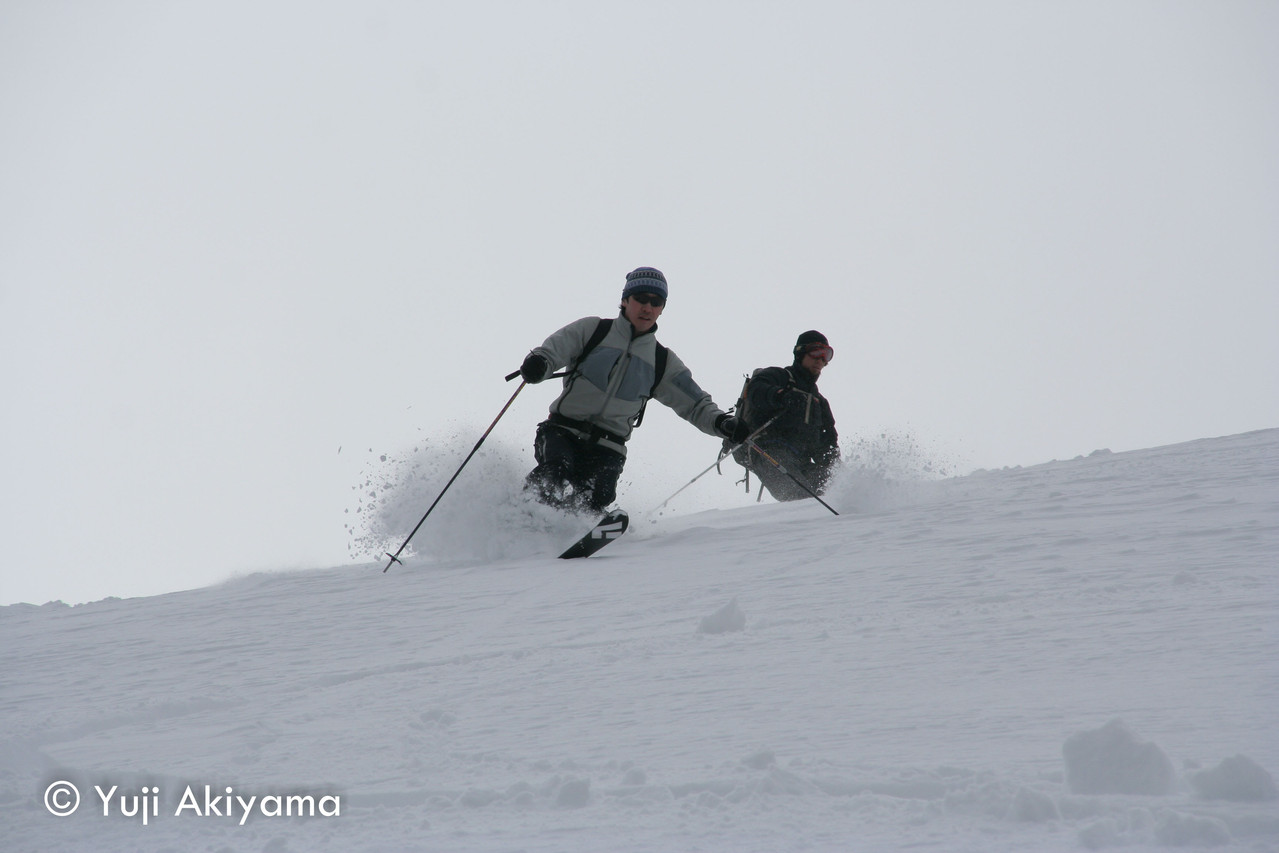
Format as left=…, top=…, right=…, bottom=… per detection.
left=787, top=364, right=819, bottom=391
left=619, top=310, right=659, bottom=338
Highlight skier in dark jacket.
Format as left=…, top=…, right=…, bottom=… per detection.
left=733, top=330, right=840, bottom=501
left=518, top=267, right=749, bottom=513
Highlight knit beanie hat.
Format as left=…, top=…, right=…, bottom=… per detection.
left=793, top=330, right=829, bottom=364
left=622, top=267, right=668, bottom=300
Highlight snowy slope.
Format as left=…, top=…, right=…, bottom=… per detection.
left=2, top=429, right=1276, bottom=852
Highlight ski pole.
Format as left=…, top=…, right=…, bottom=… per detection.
left=504, top=368, right=571, bottom=382
left=649, top=416, right=779, bottom=513
left=382, top=380, right=527, bottom=572
left=743, top=438, right=840, bottom=516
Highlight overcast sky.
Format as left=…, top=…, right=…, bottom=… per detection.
left=3, top=1, right=1276, bottom=606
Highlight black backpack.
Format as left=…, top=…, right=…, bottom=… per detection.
left=725, top=366, right=797, bottom=497
left=730, top=365, right=796, bottom=428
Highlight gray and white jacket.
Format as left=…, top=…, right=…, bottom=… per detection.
left=531, top=314, right=727, bottom=456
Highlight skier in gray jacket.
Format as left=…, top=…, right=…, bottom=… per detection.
left=518, top=267, right=748, bottom=512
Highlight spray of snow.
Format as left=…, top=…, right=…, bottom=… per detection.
left=345, top=433, right=593, bottom=564
left=822, top=428, right=959, bottom=513
left=347, top=426, right=959, bottom=563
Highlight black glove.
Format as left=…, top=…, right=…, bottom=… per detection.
left=715, top=414, right=751, bottom=444
left=520, top=353, right=550, bottom=384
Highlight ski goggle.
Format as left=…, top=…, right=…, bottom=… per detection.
left=797, top=343, right=834, bottom=363
left=629, top=292, right=666, bottom=307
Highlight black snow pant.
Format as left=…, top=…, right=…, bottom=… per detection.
left=525, top=421, right=626, bottom=513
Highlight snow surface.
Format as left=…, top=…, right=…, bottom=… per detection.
left=2, top=429, right=1277, bottom=852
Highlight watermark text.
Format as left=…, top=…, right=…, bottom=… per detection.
left=44, top=781, right=340, bottom=826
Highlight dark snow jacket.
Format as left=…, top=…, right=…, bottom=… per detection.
left=738, top=365, right=839, bottom=471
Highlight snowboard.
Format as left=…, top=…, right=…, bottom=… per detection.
left=558, top=509, right=629, bottom=559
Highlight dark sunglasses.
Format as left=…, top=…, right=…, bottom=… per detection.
left=629, top=292, right=666, bottom=307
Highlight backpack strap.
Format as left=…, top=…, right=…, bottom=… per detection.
left=630, top=342, right=667, bottom=430
left=571, top=318, right=613, bottom=372
left=653, top=342, right=668, bottom=388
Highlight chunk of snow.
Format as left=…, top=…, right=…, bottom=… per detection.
left=698, top=597, right=746, bottom=634
left=1191, top=754, right=1278, bottom=802
left=1063, top=719, right=1175, bottom=795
